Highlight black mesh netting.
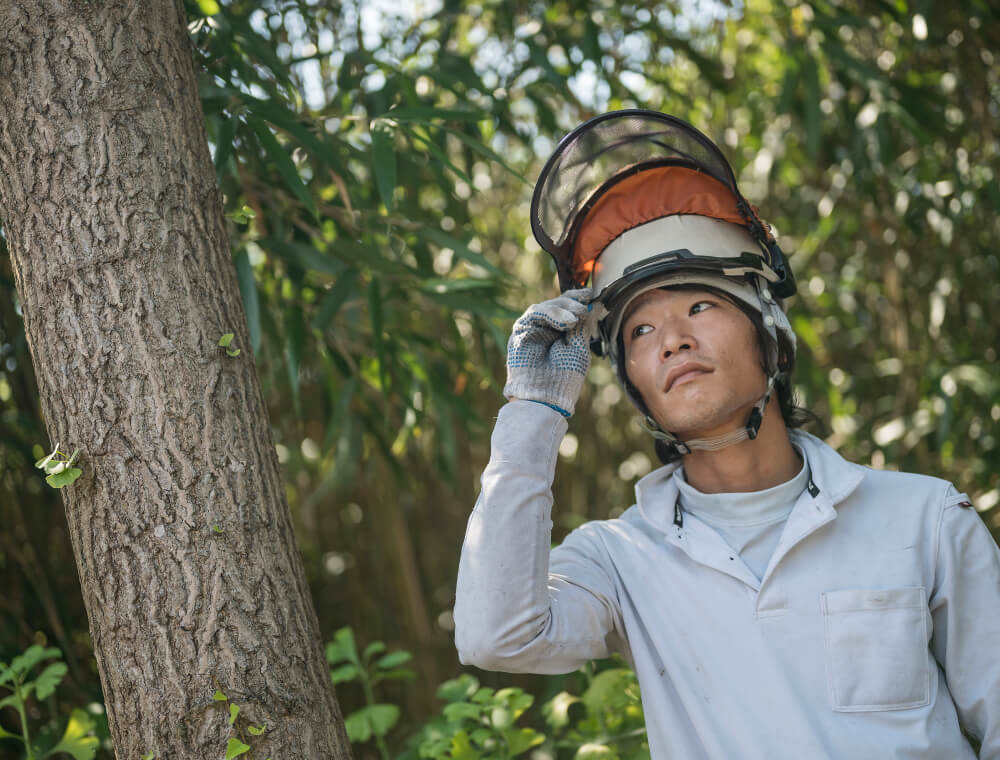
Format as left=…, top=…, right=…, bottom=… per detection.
left=531, top=111, right=738, bottom=257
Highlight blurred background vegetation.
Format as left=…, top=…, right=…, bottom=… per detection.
left=1, top=0, right=997, bottom=756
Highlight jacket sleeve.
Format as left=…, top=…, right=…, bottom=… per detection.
left=928, top=486, right=1000, bottom=757
left=453, top=401, right=626, bottom=674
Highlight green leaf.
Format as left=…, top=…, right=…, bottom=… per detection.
left=247, top=725, right=265, bottom=736
left=226, top=18, right=298, bottom=102
left=259, top=238, right=347, bottom=277
left=43, top=709, right=98, bottom=760
left=226, top=348, right=241, bottom=357
left=238, top=94, right=350, bottom=178
left=374, top=651, right=412, bottom=670
left=436, top=673, right=479, bottom=703
left=285, top=304, right=305, bottom=412
left=372, top=123, right=397, bottom=211
left=0, top=724, right=21, bottom=740
left=195, top=0, right=221, bottom=15
left=34, top=662, right=68, bottom=700
left=46, top=467, right=81, bottom=488
left=213, top=690, right=228, bottom=701
left=399, top=125, right=471, bottom=183
left=372, top=667, right=415, bottom=683
left=218, top=333, right=235, bottom=347
left=366, top=704, right=399, bottom=735
left=418, top=277, right=496, bottom=294
left=541, top=691, right=579, bottom=729
left=490, top=706, right=513, bottom=729
left=442, top=702, right=481, bottom=722
left=361, top=641, right=385, bottom=661
left=329, top=663, right=359, bottom=684
left=441, top=126, right=528, bottom=184
left=224, top=738, right=251, bottom=759
left=573, top=744, right=616, bottom=759
left=248, top=117, right=318, bottom=221
left=495, top=687, right=533, bottom=714
left=449, top=730, right=479, bottom=760
left=502, top=727, right=544, bottom=756
left=802, top=53, right=822, bottom=159
left=416, top=227, right=510, bottom=279
left=8, top=646, right=60, bottom=679
left=311, top=269, right=358, bottom=331
left=344, top=711, right=372, bottom=743
left=470, top=687, right=494, bottom=705
left=382, top=106, right=485, bottom=122
left=234, top=248, right=261, bottom=354
left=325, top=627, right=358, bottom=665
left=344, top=704, right=399, bottom=742
left=581, top=668, right=639, bottom=715
left=228, top=703, right=239, bottom=725
left=44, top=459, right=67, bottom=475
left=212, top=115, right=235, bottom=181
left=141, top=753, right=154, bottom=760
left=226, top=205, right=256, bottom=224
left=368, top=278, right=386, bottom=392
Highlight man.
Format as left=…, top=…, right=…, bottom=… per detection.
left=454, top=110, right=1000, bottom=758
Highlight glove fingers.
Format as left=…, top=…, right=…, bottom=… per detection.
left=515, top=304, right=583, bottom=333
left=562, top=287, right=595, bottom=306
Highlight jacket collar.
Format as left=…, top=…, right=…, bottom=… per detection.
left=634, top=430, right=865, bottom=534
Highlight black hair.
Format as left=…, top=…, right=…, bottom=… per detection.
left=615, top=283, right=818, bottom=464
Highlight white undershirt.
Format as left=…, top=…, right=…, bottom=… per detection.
left=673, top=447, right=810, bottom=581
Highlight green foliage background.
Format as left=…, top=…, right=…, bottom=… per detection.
left=1, top=0, right=998, bottom=755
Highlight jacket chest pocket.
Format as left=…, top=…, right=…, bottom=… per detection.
left=821, top=586, right=931, bottom=712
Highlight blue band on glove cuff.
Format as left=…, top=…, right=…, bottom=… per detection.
left=524, top=399, right=571, bottom=418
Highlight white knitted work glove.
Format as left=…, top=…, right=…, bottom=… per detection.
left=503, top=288, right=593, bottom=417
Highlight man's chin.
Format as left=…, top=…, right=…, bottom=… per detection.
left=653, top=413, right=752, bottom=442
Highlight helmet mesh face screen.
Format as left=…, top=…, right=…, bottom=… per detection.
left=534, top=114, right=734, bottom=253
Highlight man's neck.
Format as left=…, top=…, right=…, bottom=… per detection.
left=680, top=405, right=802, bottom=494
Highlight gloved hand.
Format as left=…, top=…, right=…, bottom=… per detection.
left=503, top=288, right=594, bottom=417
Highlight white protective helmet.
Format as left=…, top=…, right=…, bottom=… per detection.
left=530, top=110, right=798, bottom=458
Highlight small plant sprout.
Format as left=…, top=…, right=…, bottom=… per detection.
left=211, top=685, right=266, bottom=759
left=225, top=737, right=250, bottom=759
left=325, top=627, right=415, bottom=759
left=0, top=645, right=99, bottom=760
left=225, top=205, right=256, bottom=225
left=218, top=333, right=241, bottom=357
left=34, top=443, right=82, bottom=489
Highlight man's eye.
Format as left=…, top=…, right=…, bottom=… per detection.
left=631, top=324, right=654, bottom=339
left=690, top=301, right=714, bottom=315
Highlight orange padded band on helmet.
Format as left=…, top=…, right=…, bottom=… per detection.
left=572, top=165, right=752, bottom=284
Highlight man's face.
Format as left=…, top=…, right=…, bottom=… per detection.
left=621, top=287, right=767, bottom=439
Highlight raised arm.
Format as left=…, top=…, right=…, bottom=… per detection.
left=454, top=402, right=626, bottom=673
left=454, top=290, right=626, bottom=674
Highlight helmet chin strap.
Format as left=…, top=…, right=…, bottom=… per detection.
left=644, top=375, right=775, bottom=457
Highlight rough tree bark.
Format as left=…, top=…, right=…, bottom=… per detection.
left=0, top=2, right=352, bottom=757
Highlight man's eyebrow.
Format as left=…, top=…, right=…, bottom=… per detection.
left=621, top=300, right=652, bottom=328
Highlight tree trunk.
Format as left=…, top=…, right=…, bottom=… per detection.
left=0, top=2, right=352, bottom=757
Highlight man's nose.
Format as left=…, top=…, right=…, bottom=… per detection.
left=660, top=325, right=694, bottom=359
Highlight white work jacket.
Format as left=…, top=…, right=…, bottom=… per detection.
left=455, top=401, right=1000, bottom=759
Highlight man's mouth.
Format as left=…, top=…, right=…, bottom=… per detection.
left=664, top=361, right=712, bottom=392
